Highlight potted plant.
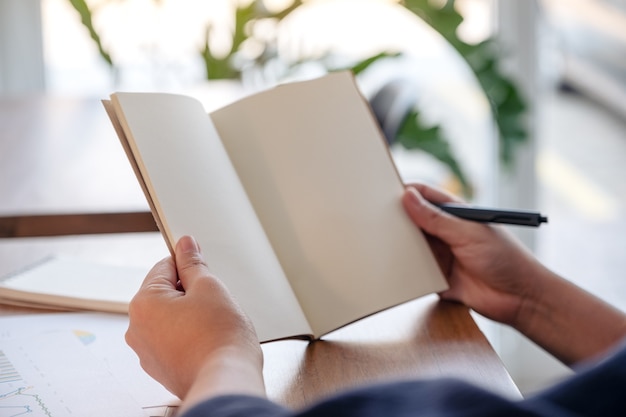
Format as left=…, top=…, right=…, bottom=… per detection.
left=67, top=0, right=527, bottom=198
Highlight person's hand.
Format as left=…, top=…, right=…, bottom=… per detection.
left=403, top=183, right=626, bottom=365
left=402, top=183, right=549, bottom=327
left=125, top=235, right=264, bottom=408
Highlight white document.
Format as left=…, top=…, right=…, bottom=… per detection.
left=0, top=258, right=147, bottom=313
left=0, top=312, right=178, bottom=417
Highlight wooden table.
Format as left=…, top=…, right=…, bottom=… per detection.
left=0, top=96, right=520, bottom=409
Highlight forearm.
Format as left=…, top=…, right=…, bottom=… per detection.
left=178, top=348, right=266, bottom=416
left=514, top=267, right=626, bottom=366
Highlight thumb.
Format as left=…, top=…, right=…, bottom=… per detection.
left=174, top=235, right=211, bottom=291
left=402, top=187, right=475, bottom=246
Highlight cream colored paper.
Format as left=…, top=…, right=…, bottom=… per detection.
left=211, top=72, right=447, bottom=336
left=110, top=93, right=311, bottom=341
left=107, top=72, right=447, bottom=340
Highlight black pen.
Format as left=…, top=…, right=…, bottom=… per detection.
left=435, top=203, right=548, bottom=227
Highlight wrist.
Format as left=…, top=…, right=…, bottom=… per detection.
left=510, top=261, right=562, bottom=330
left=479, top=248, right=552, bottom=330
left=180, top=345, right=265, bottom=414
left=510, top=266, right=626, bottom=365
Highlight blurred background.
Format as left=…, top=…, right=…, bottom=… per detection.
left=1, top=0, right=625, bottom=395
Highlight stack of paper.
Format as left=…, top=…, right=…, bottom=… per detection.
left=0, top=257, right=148, bottom=313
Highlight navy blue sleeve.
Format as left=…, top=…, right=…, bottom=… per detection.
left=181, top=395, right=291, bottom=417
left=181, top=343, right=626, bottom=417
left=523, top=341, right=626, bottom=417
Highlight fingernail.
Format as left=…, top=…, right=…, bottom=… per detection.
left=177, top=235, right=199, bottom=254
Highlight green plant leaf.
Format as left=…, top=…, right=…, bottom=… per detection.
left=397, top=110, right=473, bottom=198
left=404, top=0, right=463, bottom=43
left=401, top=0, right=528, bottom=170
left=200, top=0, right=303, bottom=80
left=67, top=0, right=113, bottom=68
left=266, top=0, right=303, bottom=20
left=201, top=22, right=239, bottom=80
left=67, top=0, right=527, bottom=193
left=348, top=52, right=401, bottom=75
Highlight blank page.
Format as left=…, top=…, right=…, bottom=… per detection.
left=211, top=72, right=448, bottom=337
left=110, top=93, right=311, bottom=341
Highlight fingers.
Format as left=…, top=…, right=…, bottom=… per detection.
left=408, top=183, right=465, bottom=205
left=137, top=257, right=179, bottom=293
left=134, top=235, right=216, bottom=297
left=174, top=235, right=213, bottom=292
left=402, top=185, right=479, bottom=246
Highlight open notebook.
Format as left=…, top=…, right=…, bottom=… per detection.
left=103, top=71, right=448, bottom=341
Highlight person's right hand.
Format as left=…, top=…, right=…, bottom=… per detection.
left=403, top=183, right=626, bottom=366
left=402, top=183, right=550, bottom=328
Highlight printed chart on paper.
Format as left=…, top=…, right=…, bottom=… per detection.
left=0, top=313, right=177, bottom=417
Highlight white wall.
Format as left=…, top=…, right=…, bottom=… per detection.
left=0, top=0, right=45, bottom=95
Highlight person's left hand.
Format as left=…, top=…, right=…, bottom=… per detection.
left=125, top=235, right=263, bottom=402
